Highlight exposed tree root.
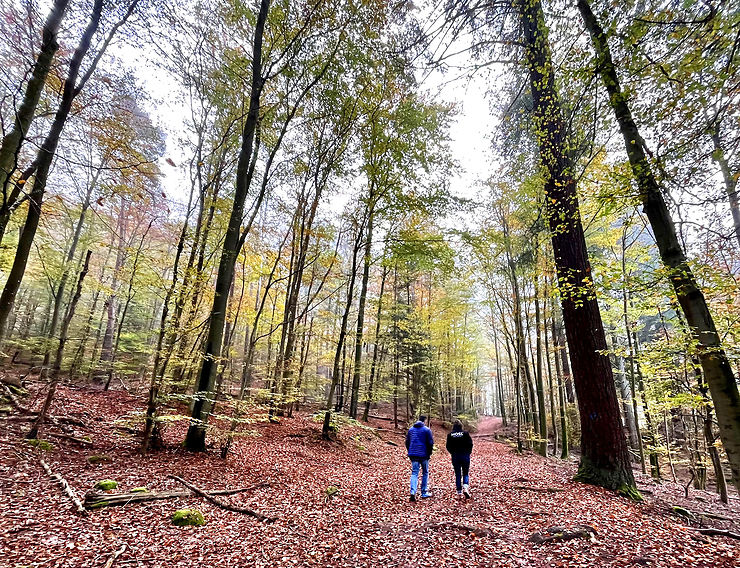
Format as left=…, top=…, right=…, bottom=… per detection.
left=422, top=521, right=497, bottom=538
left=528, top=525, right=597, bottom=544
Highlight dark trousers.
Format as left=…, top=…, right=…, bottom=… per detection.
left=451, top=455, right=470, bottom=491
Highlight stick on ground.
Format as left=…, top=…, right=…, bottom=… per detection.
left=168, top=475, right=276, bottom=523
left=40, top=458, right=86, bottom=516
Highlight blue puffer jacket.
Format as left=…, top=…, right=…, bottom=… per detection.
left=406, top=421, right=434, bottom=460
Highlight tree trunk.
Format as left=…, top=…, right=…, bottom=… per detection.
left=0, top=0, right=70, bottom=245
left=42, top=175, right=98, bottom=379
left=350, top=203, right=374, bottom=419
left=533, top=268, right=547, bottom=456
left=363, top=263, right=387, bottom=422
left=709, top=124, right=740, bottom=249
left=27, top=250, right=91, bottom=439
left=578, top=0, right=740, bottom=493
left=185, top=0, right=271, bottom=451
left=514, top=0, right=636, bottom=495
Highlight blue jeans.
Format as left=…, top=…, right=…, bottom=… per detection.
left=410, top=458, right=429, bottom=495
left=451, top=455, right=470, bottom=491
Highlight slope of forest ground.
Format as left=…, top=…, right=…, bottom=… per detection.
left=1, top=381, right=738, bottom=568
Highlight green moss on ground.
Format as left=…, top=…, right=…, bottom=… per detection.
left=131, top=487, right=148, bottom=493
left=25, top=439, right=53, bottom=451
left=172, top=509, right=205, bottom=527
left=574, top=457, right=642, bottom=502
left=94, top=479, right=118, bottom=491
left=87, top=454, right=111, bottom=464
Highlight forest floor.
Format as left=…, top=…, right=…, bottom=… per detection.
left=1, top=382, right=739, bottom=567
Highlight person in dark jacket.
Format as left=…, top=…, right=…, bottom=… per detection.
left=405, top=415, right=434, bottom=501
left=446, top=419, right=473, bottom=498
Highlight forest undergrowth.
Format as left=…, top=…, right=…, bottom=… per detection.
left=1, top=381, right=738, bottom=568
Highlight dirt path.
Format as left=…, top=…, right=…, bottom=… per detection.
left=1, top=392, right=738, bottom=567
left=472, top=415, right=502, bottom=437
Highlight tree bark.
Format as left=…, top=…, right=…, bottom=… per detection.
left=27, top=250, right=91, bottom=439
left=350, top=203, right=374, bottom=419
left=185, top=0, right=271, bottom=451
left=514, top=0, right=636, bottom=494
left=0, top=0, right=70, bottom=245
left=578, top=0, right=740, bottom=493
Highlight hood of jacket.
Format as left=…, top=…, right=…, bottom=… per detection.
left=413, top=421, right=426, bottom=428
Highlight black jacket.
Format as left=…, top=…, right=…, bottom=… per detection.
left=446, top=428, right=473, bottom=457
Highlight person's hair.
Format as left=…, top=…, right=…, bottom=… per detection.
left=453, top=419, right=463, bottom=431
left=419, top=415, right=427, bottom=423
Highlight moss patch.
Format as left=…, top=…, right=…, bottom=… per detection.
left=25, top=439, right=53, bottom=451
left=172, top=509, right=205, bottom=527
left=87, top=454, right=111, bottom=464
left=94, top=479, right=118, bottom=491
left=574, top=457, right=642, bottom=501
left=131, top=487, right=148, bottom=493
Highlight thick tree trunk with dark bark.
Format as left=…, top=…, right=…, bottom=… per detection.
left=514, top=0, right=637, bottom=495
left=578, top=0, right=740, bottom=493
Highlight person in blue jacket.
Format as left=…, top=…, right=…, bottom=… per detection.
left=405, top=415, right=434, bottom=501
left=446, top=419, right=474, bottom=498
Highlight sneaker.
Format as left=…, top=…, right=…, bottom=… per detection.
left=421, top=492, right=432, bottom=499
left=463, top=486, right=471, bottom=499
left=409, top=494, right=416, bottom=502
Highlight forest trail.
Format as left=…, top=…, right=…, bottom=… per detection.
left=1, top=385, right=739, bottom=567
left=472, top=415, right=503, bottom=437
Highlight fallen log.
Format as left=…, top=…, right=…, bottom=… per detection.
left=168, top=475, right=276, bottom=523
left=699, top=511, right=733, bottom=522
left=1, top=382, right=30, bottom=413
left=40, top=458, right=86, bottom=516
left=528, top=525, right=597, bottom=544
left=368, top=414, right=393, bottom=421
left=0, top=374, right=22, bottom=388
left=695, top=528, right=740, bottom=540
left=84, top=481, right=270, bottom=509
left=513, top=485, right=565, bottom=493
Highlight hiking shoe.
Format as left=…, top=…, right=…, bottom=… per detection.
left=463, top=487, right=471, bottom=499
left=421, top=492, right=432, bottom=499
left=409, top=494, right=417, bottom=502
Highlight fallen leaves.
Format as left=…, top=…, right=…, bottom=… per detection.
left=0, top=387, right=738, bottom=567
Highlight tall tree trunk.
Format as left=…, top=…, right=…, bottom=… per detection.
left=322, top=229, right=361, bottom=437
left=0, top=0, right=106, bottom=345
left=578, top=0, right=740, bottom=492
left=350, top=203, right=374, bottom=419
left=363, top=262, right=387, bottom=421
left=534, top=269, right=547, bottom=456
left=709, top=124, right=740, bottom=249
left=543, top=290, right=557, bottom=456
left=26, top=250, right=91, bottom=439
left=41, top=174, right=98, bottom=379
left=514, top=0, right=636, bottom=494
left=185, top=0, right=271, bottom=451
left=0, top=0, right=70, bottom=245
